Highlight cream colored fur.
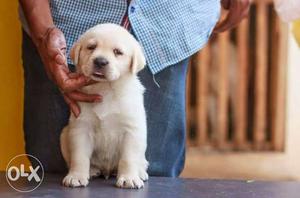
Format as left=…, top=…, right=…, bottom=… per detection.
left=60, top=24, right=148, bottom=189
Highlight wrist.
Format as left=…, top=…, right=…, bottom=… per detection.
left=20, top=0, right=55, bottom=46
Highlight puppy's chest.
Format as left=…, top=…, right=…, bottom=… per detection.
left=81, top=84, right=122, bottom=120
left=89, top=94, right=124, bottom=171
left=92, top=92, right=121, bottom=120
left=79, top=91, right=124, bottom=133
left=90, top=94, right=124, bottom=171
left=91, top=122, right=123, bottom=169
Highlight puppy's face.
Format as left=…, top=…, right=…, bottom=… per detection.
left=70, top=24, right=146, bottom=82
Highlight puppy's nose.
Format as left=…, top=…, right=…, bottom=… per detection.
left=94, top=57, right=109, bottom=68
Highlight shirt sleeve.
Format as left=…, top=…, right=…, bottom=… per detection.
left=18, top=4, right=31, bottom=35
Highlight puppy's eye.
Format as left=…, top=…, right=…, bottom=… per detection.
left=113, top=48, right=123, bottom=56
left=87, top=44, right=97, bottom=50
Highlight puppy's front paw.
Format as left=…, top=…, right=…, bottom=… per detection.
left=116, top=174, right=144, bottom=189
left=139, top=169, right=149, bottom=181
left=62, top=173, right=89, bottom=187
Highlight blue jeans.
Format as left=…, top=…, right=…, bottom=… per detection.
left=22, top=31, right=188, bottom=177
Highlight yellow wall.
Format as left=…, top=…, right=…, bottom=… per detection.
left=293, top=20, right=300, bottom=46
left=0, top=1, right=29, bottom=170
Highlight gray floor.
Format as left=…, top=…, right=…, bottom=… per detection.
left=1, top=172, right=300, bottom=198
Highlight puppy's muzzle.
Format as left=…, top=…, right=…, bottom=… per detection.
left=93, top=57, right=109, bottom=79
left=94, top=57, right=109, bottom=69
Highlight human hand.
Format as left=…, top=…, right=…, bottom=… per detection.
left=213, top=0, right=250, bottom=33
left=36, top=27, right=102, bottom=117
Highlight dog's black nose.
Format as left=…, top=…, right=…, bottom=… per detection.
left=94, top=57, right=109, bottom=68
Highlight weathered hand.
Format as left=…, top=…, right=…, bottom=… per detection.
left=37, top=27, right=101, bottom=117
left=213, top=0, right=250, bottom=33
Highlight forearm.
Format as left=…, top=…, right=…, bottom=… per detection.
left=19, top=0, right=54, bottom=45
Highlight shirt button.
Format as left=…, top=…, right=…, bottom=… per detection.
left=130, top=6, right=136, bottom=13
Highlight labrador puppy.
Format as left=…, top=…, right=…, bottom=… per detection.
left=60, top=23, right=148, bottom=189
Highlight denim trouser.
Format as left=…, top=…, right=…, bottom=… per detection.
left=22, top=31, right=189, bottom=177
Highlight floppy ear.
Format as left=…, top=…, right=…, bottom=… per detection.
left=70, top=41, right=82, bottom=66
left=131, top=41, right=146, bottom=74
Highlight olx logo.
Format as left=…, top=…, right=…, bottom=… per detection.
left=6, top=154, right=44, bottom=192
left=7, top=164, right=41, bottom=182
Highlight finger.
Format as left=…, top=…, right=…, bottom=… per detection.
left=63, top=94, right=80, bottom=117
left=241, top=1, right=250, bottom=18
left=54, top=53, right=67, bottom=66
left=214, top=2, right=248, bottom=33
left=46, top=29, right=67, bottom=57
left=67, top=72, right=96, bottom=85
left=47, top=40, right=67, bottom=66
left=66, top=91, right=102, bottom=103
left=47, top=43, right=66, bottom=61
left=214, top=2, right=240, bottom=32
left=61, top=46, right=67, bottom=56
left=214, top=15, right=238, bottom=33
left=221, top=0, right=231, bottom=10
left=86, top=79, right=98, bottom=86
left=56, top=66, right=89, bottom=92
left=214, top=0, right=250, bottom=33
left=68, top=72, right=82, bottom=78
left=213, top=17, right=234, bottom=33
left=50, top=62, right=68, bottom=85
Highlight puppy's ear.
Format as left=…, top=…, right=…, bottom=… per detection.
left=70, top=41, right=82, bottom=66
left=131, top=41, right=146, bottom=74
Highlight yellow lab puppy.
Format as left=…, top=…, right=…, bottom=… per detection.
left=60, top=24, right=148, bottom=189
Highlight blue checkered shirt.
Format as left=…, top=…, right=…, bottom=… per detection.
left=21, top=0, right=220, bottom=74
